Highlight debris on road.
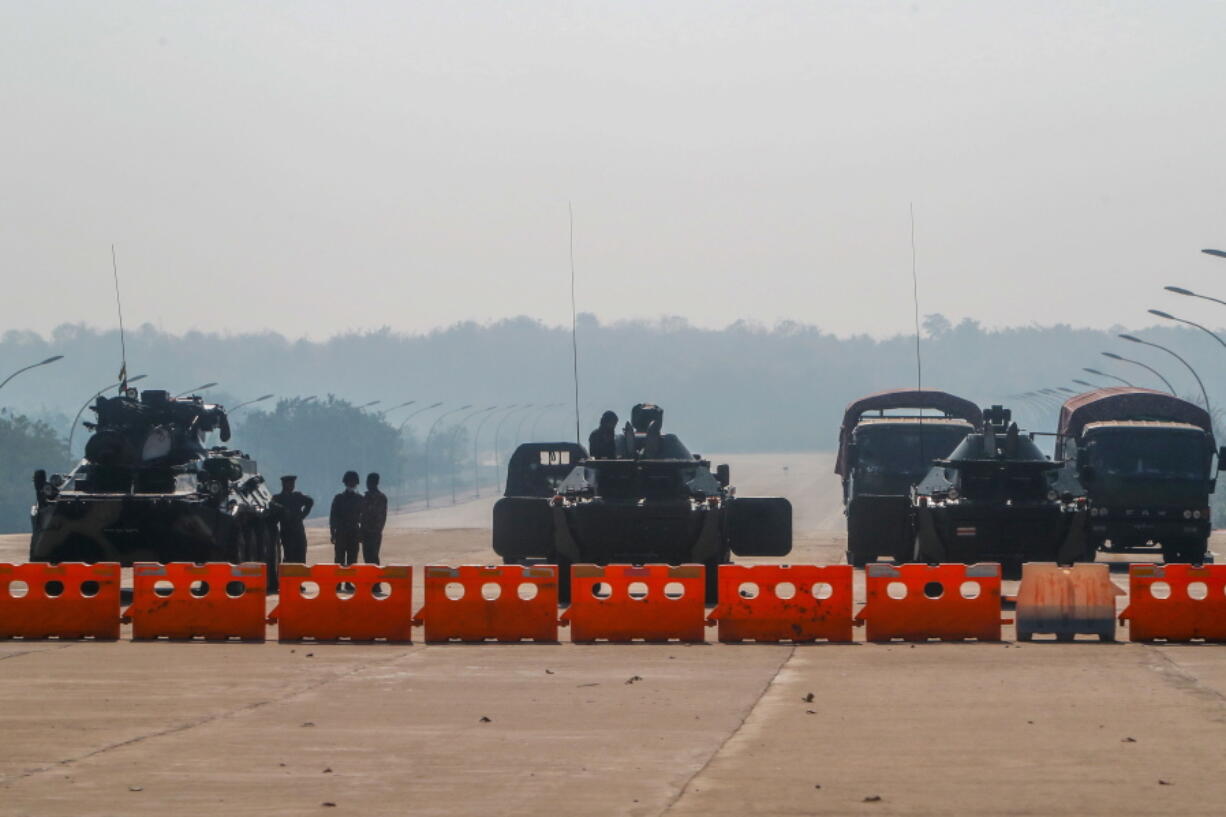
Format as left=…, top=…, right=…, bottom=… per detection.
left=626, top=675, right=643, bottom=684
left=802, top=692, right=814, bottom=702
left=864, top=794, right=882, bottom=802
left=479, top=716, right=492, bottom=723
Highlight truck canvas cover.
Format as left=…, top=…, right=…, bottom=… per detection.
left=835, top=389, right=984, bottom=476
left=1056, top=387, right=1211, bottom=459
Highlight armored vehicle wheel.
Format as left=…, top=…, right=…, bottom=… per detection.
left=556, top=558, right=572, bottom=605
left=703, top=560, right=720, bottom=605
left=259, top=522, right=281, bottom=593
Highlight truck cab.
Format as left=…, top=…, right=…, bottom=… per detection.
left=837, top=389, right=982, bottom=567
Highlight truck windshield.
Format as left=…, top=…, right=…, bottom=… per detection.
left=856, top=424, right=969, bottom=479
left=1090, top=431, right=1207, bottom=481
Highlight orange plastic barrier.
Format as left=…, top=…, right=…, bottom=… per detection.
left=559, top=564, right=706, bottom=643
left=413, top=565, right=558, bottom=642
left=1015, top=563, right=1122, bottom=642
left=1120, top=564, right=1226, bottom=642
left=124, top=563, right=266, bottom=641
left=854, top=563, right=1003, bottom=642
left=707, top=564, right=853, bottom=643
left=0, top=563, right=121, bottom=640
left=271, top=564, right=413, bottom=642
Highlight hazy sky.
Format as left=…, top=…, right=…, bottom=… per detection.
left=3, top=2, right=1225, bottom=340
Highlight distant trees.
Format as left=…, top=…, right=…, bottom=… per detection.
left=0, top=413, right=69, bottom=533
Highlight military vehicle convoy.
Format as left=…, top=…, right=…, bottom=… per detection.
left=1056, top=387, right=1223, bottom=563
left=910, top=405, right=1088, bottom=578
left=836, top=389, right=982, bottom=566
left=493, top=403, right=792, bottom=601
left=30, top=388, right=280, bottom=586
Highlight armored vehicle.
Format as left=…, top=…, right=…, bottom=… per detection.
left=836, top=389, right=982, bottom=566
left=493, top=404, right=792, bottom=601
left=910, top=405, right=1088, bottom=578
left=30, top=388, right=279, bottom=586
left=1057, top=387, right=1223, bottom=563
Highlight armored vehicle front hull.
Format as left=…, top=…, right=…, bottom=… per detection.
left=914, top=503, right=1089, bottom=578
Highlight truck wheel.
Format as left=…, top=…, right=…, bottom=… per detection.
left=846, top=526, right=874, bottom=568
left=704, top=561, right=721, bottom=605
left=1161, top=540, right=1182, bottom=564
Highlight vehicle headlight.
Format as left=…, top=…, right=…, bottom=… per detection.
left=1184, top=509, right=1193, bottom=519
left=1193, top=510, right=1203, bottom=520
left=946, top=488, right=959, bottom=501
left=1047, top=490, right=1059, bottom=502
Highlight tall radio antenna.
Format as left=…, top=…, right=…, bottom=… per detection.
left=569, top=202, right=581, bottom=445
left=910, top=203, right=922, bottom=394
left=112, top=244, right=129, bottom=391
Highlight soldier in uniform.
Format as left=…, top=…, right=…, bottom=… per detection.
left=588, top=410, right=618, bottom=458
left=329, top=470, right=364, bottom=567
left=272, top=475, right=314, bottom=563
left=360, top=472, right=388, bottom=565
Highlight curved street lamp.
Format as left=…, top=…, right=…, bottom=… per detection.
left=517, top=402, right=559, bottom=446
left=1202, top=249, right=1226, bottom=260
left=530, top=403, right=565, bottom=440
left=1119, top=333, right=1210, bottom=411
left=472, top=404, right=507, bottom=498
left=67, top=374, right=148, bottom=457
left=1148, top=308, right=1226, bottom=352
left=356, top=399, right=381, bottom=410
left=397, top=401, right=443, bottom=434
left=0, top=355, right=64, bottom=393
left=1083, top=367, right=1132, bottom=387
left=378, top=400, right=415, bottom=417
left=1101, top=351, right=1175, bottom=394
left=494, top=404, right=533, bottom=489
left=174, top=382, right=218, bottom=398
left=1166, top=285, right=1226, bottom=309
left=449, top=406, right=495, bottom=504
left=1072, top=378, right=1102, bottom=390
left=230, top=393, right=275, bottom=413
left=424, top=404, right=471, bottom=508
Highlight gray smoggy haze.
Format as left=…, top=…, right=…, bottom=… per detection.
left=2, top=2, right=1225, bottom=340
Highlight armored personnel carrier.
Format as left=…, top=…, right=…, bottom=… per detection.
left=30, top=388, right=279, bottom=586
left=910, top=405, right=1088, bottom=578
left=836, top=389, right=982, bottom=566
left=493, top=403, right=792, bottom=601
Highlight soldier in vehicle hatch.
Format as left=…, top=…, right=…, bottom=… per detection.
left=272, top=475, right=314, bottom=563
left=361, top=472, right=388, bottom=565
left=588, top=410, right=619, bottom=458
left=329, top=470, right=364, bottom=566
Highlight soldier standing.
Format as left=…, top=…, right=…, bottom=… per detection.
left=272, top=475, right=314, bottom=563
left=360, top=472, right=388, bottom=565
left=329, top=470, right=364, bottom=567
left=588, top=410, right=619, bottom=458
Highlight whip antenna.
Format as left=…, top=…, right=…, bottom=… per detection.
left=910, top=204, right=926, bottom=464
left=112, top=244, right=129, bottom=391
left=569, top=202, right=581, bottom=445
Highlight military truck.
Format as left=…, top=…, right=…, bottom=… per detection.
left=836, top=389, right=982, bottom=566
left=493, top=403, right=792, bottom=601
left=910, top=405, right=1088, bottom=578
left=30, top=388, right=280, bottom=586
left=1056, top=387, right=1224, bottom=563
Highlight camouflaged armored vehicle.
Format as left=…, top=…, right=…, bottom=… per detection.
left=30, top=388, right=279, bottom=586
left=910, top=405, right=1089, bottom=578
left=493, top=403, right=792, bottom=601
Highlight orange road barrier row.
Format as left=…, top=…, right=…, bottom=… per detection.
left=124, top=563, right=267, bottom=641
left=271, top=564, right=413, bottom=642
left=0, top=562, right=121, bottom=640
left=1120, top=564, right=1226, bottom=642
left=707, top=564, right=854, bottom=643
left=854, top=563, right=1003, bottom=642
left=413, top=565, right=558, bottom=642
left=560, top=564, right=706, bottom=643
left=1015, top=563, right=1122, bottom=642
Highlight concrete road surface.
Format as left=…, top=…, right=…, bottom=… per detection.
left=4, top=451, right=1226, bottom=815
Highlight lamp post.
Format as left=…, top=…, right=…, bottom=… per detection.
left=1148, top=308, right=1226, bottom=352
left=356, top=399, right=381, bottom=410
left=1119, top=333, right=1210, bottom=411
left=424, top=404, right=470, bottom=508
left=516, top=403, right=557, bottom=447
left=472, top=405, right=506, bottom=498
left=1202, top=249, right=1226, bottom=260
left=1072, top=379, right=1103, bottom=390
left=449, top=406, right=495, bottom=504
left=174, top=382, right=218, bottom=398
left=230, top=393, right=275, bottom=413
left=378, top=400, right=415, bottom=418
left=530, top=403, right=565, bottom=440
left=393, top=401, right=442, bottom=507
left=494, top=404, right=532, bottom=490
left=67, top=374, right=148, bottom=458
left=0, top=355, right=64, bottom=394
left=1165, top=285, right=1226, bottom=308
left=1101, top=352, right=1175, bottom=394
left=1083, top=367, right=1132, bottom=387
